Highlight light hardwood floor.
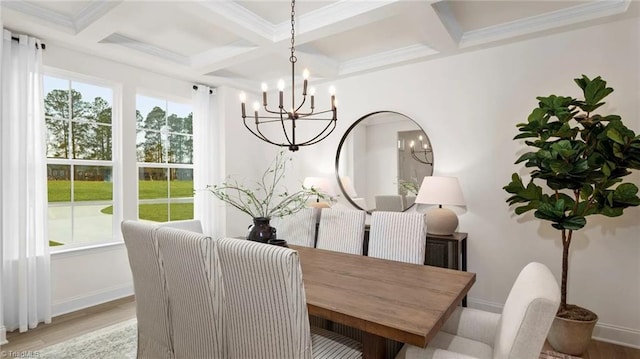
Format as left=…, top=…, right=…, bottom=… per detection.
left=1, top=296, right=639, bottom=359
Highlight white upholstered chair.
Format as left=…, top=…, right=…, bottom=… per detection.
left=395, top=262, right=561, bottom=359
left=368, top=211, right=427, bottom=264
left=156, top=219, right=204, bottom=233
left=121, top=220, right=173, bottom=359
left=316, top=208, right=366, bottom=255
left=375, top=195, right=404, bottom=212
left=155, top=227, right=226, bottom=358
left=217, top=238, right=363, bottom=359
left=271, top=208, right=318, bottom=247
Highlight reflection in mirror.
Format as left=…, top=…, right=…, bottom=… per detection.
left=335, top=111, right=434, bottom=213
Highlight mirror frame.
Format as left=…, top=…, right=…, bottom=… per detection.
left=334, top=110, right=433, bottom=213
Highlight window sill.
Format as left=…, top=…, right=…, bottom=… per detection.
left=51, top=241, right=125, bottom=257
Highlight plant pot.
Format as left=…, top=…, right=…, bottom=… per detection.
left=547, top=307, right=598, bottom=356
left=247, top=217, right=276, bottom=243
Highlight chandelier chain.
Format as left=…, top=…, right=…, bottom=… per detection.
left=290, top=0, right=296, bottom=63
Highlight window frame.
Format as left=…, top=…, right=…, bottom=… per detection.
left=44, top=67, right=122, bottom=252
left=135, top=90, right=194, bottom=223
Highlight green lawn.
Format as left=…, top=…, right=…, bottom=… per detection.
left=48, top=180, right=193, bottom=202
left=101, top=203, right=194, bottom=222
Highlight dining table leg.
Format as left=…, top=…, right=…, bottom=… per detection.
left=362, top=332, right=386, bottom=359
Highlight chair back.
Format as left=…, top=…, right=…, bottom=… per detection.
left=316, top=208, right=366, bottom=254
left=155, top=227, right=226, bottom=358
left=217, top=238, right=312, bottom=359
left=157, top=219, right=204, bottom=233
left=375, top=195, right=404, bottom=212
left=120, top=220, right=173, bottom=358
left=493, top=262, right=561, bottom=359
left=368, top=211, right=426, bottom=264
left=271, top=208, right=318, bottom=247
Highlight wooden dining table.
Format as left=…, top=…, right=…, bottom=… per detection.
left=291, top=245, right=476, bottom=359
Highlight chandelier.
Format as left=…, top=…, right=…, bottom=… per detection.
left=409, top=135, right=433, bottom=165
left=239, top=0, right=337, bottom=152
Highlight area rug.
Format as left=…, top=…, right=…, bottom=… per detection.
left=539, top=350, right=582, bottom=359
left=38, top=319, right=580, bottom=359
left=39, top=318, right=137, bottom=359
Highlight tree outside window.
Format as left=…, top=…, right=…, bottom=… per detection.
left=44, top=75, right=115, bottom=248
left=136, top=95, right=194, bottom=222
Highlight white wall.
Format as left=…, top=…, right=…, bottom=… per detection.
left=42, top=16, right=640, bottom=347
left=281, top=17, right=639, bottom=346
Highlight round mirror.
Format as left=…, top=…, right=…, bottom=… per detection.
left=335, top=111, right=434, bottom=213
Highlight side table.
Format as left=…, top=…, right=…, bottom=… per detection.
left=425, top=232, right=468, bottom=306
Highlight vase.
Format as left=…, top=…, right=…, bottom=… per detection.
left=247, top=217, right=276, bottom=243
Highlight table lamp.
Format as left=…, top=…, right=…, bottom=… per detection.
left=303, top=177, right=335, bottom=208
left=415, top=176, right=466, bottom=235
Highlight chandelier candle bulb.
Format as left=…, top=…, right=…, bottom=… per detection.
left=253, top=102, right=259, bottom=123
left=239, top=92, right=247, bottom=117
left=302, top=69, right=309, bottom=95
left=278, top=80, right=285, bottom=108
left=261, top=83, right=268, bottom=106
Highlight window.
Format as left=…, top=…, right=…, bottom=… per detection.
left=136, top=95, right=193, bottom=222
left=44, top=75, right=117, bottom=248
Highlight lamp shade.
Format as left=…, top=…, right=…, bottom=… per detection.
left=415, top=176, right=465, bottom=235
left=303, top=177, right=335, bottom=196
left=415, top=176, right=465, bottom=206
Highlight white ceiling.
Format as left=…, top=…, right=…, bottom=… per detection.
left=1, top=0, right=638, bottom=91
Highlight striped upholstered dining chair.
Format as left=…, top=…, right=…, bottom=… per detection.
left=316, top=208, right=366, bottom=254
left=121, top=220, right=173, bottom=359
left=368, top=211, right=427, bottom=264
left=271, top=207, right=319, bottom=247
left=216, top=238, right=363, bottom=359
left=156, top=219, right=204, bottom=233
left=155, top=227, right=226, bottom=359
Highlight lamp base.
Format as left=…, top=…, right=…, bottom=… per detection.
left=425, top=207, right=458, bottom=235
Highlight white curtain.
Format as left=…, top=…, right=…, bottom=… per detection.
left=0, top=29, right=51, bottom=343
left=192, top=86, right=225, bottom=238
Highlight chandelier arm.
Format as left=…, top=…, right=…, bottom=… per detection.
left=294, top=95, right=307, bottom=113
left=243, top=118, right=287, bottom=147
left=298, top=109, right=332, bottom=117
left=294, top=119, right=337, bottom=145
left=277, top=112, right=294, bottom=146
left=296, top=121, right=337, bottom=147
left=410, top=149, right=432, bottom=165
left=263, top=107, right=288, bottom=115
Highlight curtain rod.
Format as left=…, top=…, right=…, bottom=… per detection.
left=10, top=36, right=46, bottom=50
left=192, top=85, right=213, bottom=94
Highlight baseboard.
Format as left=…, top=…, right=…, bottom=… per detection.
left=467, top=296, right=503, bottom=313
left=593, top=322, right=640, bottom=349
left=0, top=325, right=7, bottom=345
left=467, top=296, right=640, bottom=349
left=51, top=284, right=134, bottom=317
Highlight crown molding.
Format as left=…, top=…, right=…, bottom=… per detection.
left=190, top=41, right=258, bottom=69
left=198, top=1, right=276, bottom=42
left=273, top=0, right=399, bottom=42
left=339, top=44, right=438, bottom=76
left=2, top=0, right=75, bottom=33
left=74, top=0, right=122, bottom=33
left=431, top=1, right=463, bottom=45
left=460, top=0, right=631, bottom=48
left=99, top=33, right=190, bottom=66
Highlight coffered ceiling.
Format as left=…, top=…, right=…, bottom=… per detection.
left=1, top=0, right=637, bottom=90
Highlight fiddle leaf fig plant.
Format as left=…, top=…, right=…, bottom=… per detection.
left=504, top=75, right=640, bottom=320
